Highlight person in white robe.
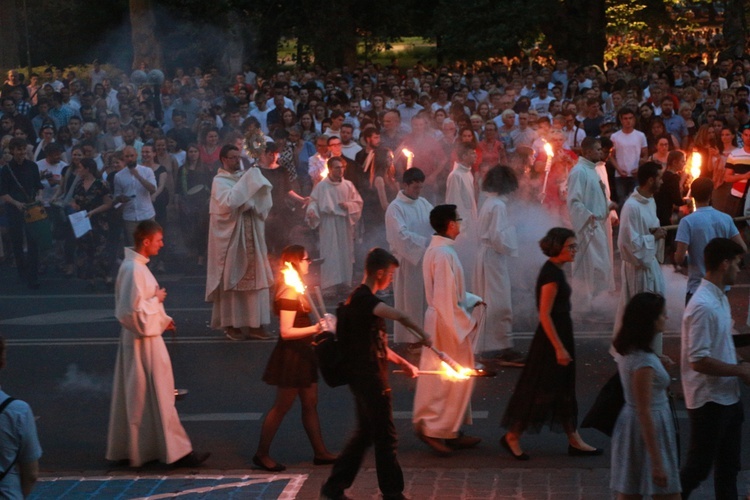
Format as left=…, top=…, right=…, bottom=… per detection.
left=595, top=139, right=619, bottom=293
left=306, top=156, right=363, bottom=292
left=614, top=162, right=666, bottom=353
left=206, top=144, right=274, bottom=340
left=414, top=204, right=484, bottom=455
left=106, top=221, right=208, bottom=467
left=385, top=168, right=434, bottom=344
left=445, top=145, right=479, bottom=280
left=566, top=138, right=616, bottom=314
left=473, top=166, right=522, bottom=364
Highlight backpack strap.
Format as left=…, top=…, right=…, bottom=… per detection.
left=0, top=397, right=19, bottom=483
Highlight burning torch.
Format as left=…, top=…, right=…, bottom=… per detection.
left=402, top=148, right=414, bottom=170
left=539, top=141, right=554, bottom=204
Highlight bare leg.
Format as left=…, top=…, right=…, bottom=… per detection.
left=299, top=384, right=336, bottom=460
left=566, top=429, right=597, bottom=451
left=255, top=387, right=298, bottom=468
left=504, top=430, right=525, bottom=455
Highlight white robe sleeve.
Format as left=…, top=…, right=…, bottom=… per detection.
left=566, top=168, right=594, bottom=233
left=430, top=252, right=477, bottom=343
left=341, top=181, right=363, bottom=226
left=619, top=202, right=656, bottom=267
left=385, top=203, right=431, bottom=266
left=485, top=201, right=518, bottom=256
left=116, top=264, right=172, bottom=337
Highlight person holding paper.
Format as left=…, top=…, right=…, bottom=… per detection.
left=70, top=158, right=113, bottom=287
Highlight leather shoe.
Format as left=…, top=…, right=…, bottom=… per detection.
left=446, top=432, right=481, bottom=449
left=416, top=432, right=452, bottom=455
left=252, top=454, right=286, bottom=472
left=173, top=451, right=210, bottom=467
left=247, top=327, right=273, bottom=340
left=567, top=445, right=603, bottom=457
left=500, top=434, right=529, bottom=461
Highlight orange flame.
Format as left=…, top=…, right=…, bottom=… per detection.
left=689, top=151, right=702, bottom=180
left=440, top=361, right=472, bottom=380
left=320, top=165, right=329, bottom=179
left=543, top=140, right=554, bottom=158
left=402, top=148, right=414, bottom=169
left=281, top=262, right=305, bottom=294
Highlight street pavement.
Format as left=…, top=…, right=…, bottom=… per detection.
left=1, top=253, right=750, bottom=499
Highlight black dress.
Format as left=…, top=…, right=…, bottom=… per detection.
left=262, top=290, right=319, bottom=388
left=501, top=260, right=578, bottom=434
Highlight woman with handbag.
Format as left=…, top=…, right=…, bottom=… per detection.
left=0, top=137, right=44, bottom=288
left=253, top=245, right=335, bottom=472
left=610, top=293, right=680, bottom=499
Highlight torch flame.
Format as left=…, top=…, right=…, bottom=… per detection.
left=440, top=361, right=472, bottom=380
left=320, top=165, right=329, bottom=179
left=402, top=148, right=414, bottom=159
left=543, top=140, right=554, bottom=158
left=281, top=262, right=305, bottom=294
left=689, top=151, right=702, bottom=180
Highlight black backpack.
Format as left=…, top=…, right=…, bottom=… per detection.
left=312, top=302, right=350, bottom=388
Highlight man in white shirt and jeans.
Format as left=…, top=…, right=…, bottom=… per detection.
left=680, top=237, right=750, bottom=499
left=610, top=107, right=647, bottom=205
left=113, top=146, right=156, bottom=245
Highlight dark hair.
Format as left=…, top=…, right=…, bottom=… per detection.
left=637, top=161, right=662, bottom=187
left=539, top=227, right=576, bottom=257
left=704, top=237, right=745, bottom=272
left=482, top=165, right=518, bottom=195
left=617, top=107, right=635, bottom=120
left=456, top=143, right=476, bottom=162
left=612, top=292, right=665, bottom=355
left=690, top=177, right=713, bottom=202
left=362, top=127, right=380, bottom=141
left=8, top=137, right=27, bottom=151
left=580, top=136, right=600, bottom=153
left=365, top=247, right=399, bottom=276
left=133, top=220, right=163, bottom=247
left=279, top=244, right=306, bottom=277
left=219, top=144, right=239, bottom=160
left=265, top=142, right=279, bottom=154
left=79, top=158, right=100, bottom=178
left=667, top=150, right=684, bottom=169
left=402, top=167, right=426, bottom=185
left=430, top=204, right=458, bottom=234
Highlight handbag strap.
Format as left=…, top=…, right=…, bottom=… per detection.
left=0, top=397, right=19, bottom=483
left=3, top=164, right=35, bottom=204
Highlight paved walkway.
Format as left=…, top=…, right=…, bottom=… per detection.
left=33, top=468, right=750, bottom=499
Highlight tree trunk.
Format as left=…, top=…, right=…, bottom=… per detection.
left=721, top=0, right=747, bottom=59
left=0, top=0, right=21, bottom=70
left=222, top=11, right=244, bottom=76
left=541, top=0, right=606, bottom=66
left=306, top=0, right=357, bottom=68
left=130, top=0, right=163, bottom=70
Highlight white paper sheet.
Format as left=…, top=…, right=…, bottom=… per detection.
left=68, top=210, right=92, bottom=238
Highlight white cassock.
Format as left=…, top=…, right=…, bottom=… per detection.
left=306, top=176, right=363, bottom=289
left=106, top=248, right=192, bottom=466
left=473, top=193, right=517, bottom=353
left=595, top=160, right=617, bottom=292
left=206, top=168, right=274, bottom=329
left=566, top=157, right=613, bottom=307
left=615, top=188, right=665, bottom=352
left=446, top=162, right=478, bottom=280
left=414, top=235, right=483, bottom=439
left=385, top=191, right=434, bottom=343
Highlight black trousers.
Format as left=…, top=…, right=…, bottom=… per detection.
left=680, top=401, right=744, bottom=499
left=321, top=376, right=404, bottom=500
left=7, top=208, right=39, bottom=284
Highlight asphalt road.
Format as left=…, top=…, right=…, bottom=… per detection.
left=1, top=253, right=749, bottom=479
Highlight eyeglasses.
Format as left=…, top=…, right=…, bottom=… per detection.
left=302, top=257, right=312, bottom=262
left=564, top=243, right=578, bottom=251
left=328, top=141, right=342, bottom=146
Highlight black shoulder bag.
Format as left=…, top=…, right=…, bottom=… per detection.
left=0, top=397, right=19, bottom=482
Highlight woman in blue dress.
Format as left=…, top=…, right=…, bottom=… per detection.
left=611, top=292, right=680, bottom=499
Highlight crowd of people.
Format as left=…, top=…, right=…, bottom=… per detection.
left=2, top=51, right=750, bottom=498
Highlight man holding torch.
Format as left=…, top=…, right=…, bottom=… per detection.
left=320, top=248, right=423, bottom=500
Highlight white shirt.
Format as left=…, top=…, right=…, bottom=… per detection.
left=681, top=279, right=740, bottom=409
left=113, top=165, right=156, bottom=221
left=611, top=129, right=647, bottom=176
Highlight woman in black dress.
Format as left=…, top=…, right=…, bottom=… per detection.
left=500, top=227, right=602, bottom=460
left=253, top=245, right=336, bottom=471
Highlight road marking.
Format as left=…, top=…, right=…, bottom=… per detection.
left=180, top=412, right=263, bottom=422
left=5, top=337, right=276, bottom=346
left=35, top=475, right=306, bottom=500
left=393, top=410, right=488, bottom=419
